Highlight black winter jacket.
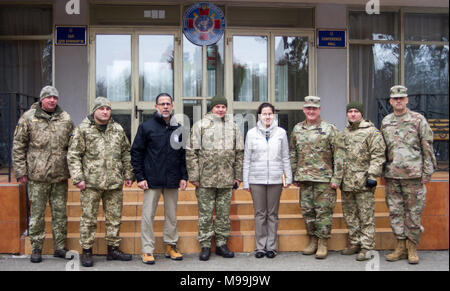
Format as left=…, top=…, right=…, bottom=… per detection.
left=131, top=113, right=188, bottom=189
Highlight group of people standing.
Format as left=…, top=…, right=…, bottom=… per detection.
left=12, top=84, right=436, bottom=267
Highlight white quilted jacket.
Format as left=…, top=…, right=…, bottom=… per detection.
left=243, top=121, right=292, bottom=189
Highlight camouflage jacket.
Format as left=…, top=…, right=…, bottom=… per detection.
left=381, top=109, right=436, bottom=180
left=289, top=119, right=342, bottom=184
left=12, top=102, right=74, bottom=183
left=338, top=120, right=386, bottom=192
left=186, top=113, right=244, bottom=188
left=67, top=116, right=134, bottom=190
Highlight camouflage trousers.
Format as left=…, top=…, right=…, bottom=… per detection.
left=196, top=187, right=233, bottom=248
left=28, top=180, right=68, bottom=251
left=385, top=178, right=426, bottom=244
left=80, top=188, right=123, bottom=249
left=341, top=190, right=375, bottom=249
left=299, top=182, right=336, bottom=239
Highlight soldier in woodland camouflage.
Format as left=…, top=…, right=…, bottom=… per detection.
left=289, top=96, right=343, bottom=259
left=186, top=95, right=244, bottom=261
left=12, top=85, right=74, bottom=263
left=381, top=85, right=436, bottom=264
left=67, top=97, right=134, bottom=267
left=338, top=102, right=386, bottom=261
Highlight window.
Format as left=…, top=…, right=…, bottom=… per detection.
left=349, top=9, right=449, bottom=163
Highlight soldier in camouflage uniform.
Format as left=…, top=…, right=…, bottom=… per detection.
left=12, top=85, right=74, bottom=263
left=338, top=102, right=386, bottom=261
left=289, top=96, right=342, bottom=259
left=67, top=97, right=134, bottom=267
left=186, top=95, right=244, bottom=261
left=381, top=85, right=436, bottom=264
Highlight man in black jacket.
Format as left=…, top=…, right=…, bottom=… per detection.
left=131, top=93, right=188, bottom=265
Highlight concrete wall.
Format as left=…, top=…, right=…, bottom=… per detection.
left=54, top=0, right=89, bottom=126
left=315, top=4, right=348, bottom=130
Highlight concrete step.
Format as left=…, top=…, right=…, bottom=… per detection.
left=66, top=186, right=387, bottom=203
left=45, top=212, right=391, bottom=234
left=24, top=228, right=396, bottom=255
left=45, top=198, right=389, bottom=218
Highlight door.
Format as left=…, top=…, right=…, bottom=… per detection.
left=90, top=28, right=181, bottom=142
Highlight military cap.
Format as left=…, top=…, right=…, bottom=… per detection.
left=210, top=95, right=228, bottom=109
left=92, top=96, right=112, bottom=113
left=303, top=96, right=321, bottom=108
left=40, top=85, right=59, bottom=101
left=390, top=85, right=408, bottom=98
left=346, top=101, right=364, bottom=116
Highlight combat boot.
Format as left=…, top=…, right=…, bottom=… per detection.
left=356, top=249, right=372, bottom=261
left=406, top=239, right=419, bottom=264
left=302, top=235, right=318, bottom=255
left=106, top=245, right=132, bottom=261
left=30, top=249, right=42, bottom=263
left=81, top=248, right=93, bottom=267
left=385, top=239, right=407, bottom=262
left=315, top=239, right=328, bottom=259
left=341, top=244, right=360, bottom=255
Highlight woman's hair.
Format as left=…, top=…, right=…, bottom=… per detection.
left=257, top=102, right=275, bottom=115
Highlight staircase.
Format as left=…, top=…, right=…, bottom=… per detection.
left=24, top=181, right=396, bottom=255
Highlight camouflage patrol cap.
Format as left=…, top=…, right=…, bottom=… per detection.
left=92, top=96, right=112, bottom=113
left=390, top=85, right=408, bottom=98
left=40, top=85, right=59, bottom=101
left=303, top=96, right=321, bottom=108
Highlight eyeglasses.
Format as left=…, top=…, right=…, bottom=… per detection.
left=157, top=102, right=172, bottom=106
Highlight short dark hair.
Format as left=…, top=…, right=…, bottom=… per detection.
left=156, top=93, right=173, bottom=104
left=257, top=102, right=275, bottom=115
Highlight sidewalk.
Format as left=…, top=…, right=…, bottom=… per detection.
left=1, top=250, right=448, bottom=271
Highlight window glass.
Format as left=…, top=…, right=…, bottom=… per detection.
left=275, top=36, right=309, bottom=102
left=349, top=11, right=399, bottom=40
left=139, top=35, right=174, bottom=101
left=183, top=35, right=202, bottom=97
left=405, top=13, right=449, bottom=42
left=233, top=36, right=268, bottom=102
left=96, top=35, right=131, bottom=102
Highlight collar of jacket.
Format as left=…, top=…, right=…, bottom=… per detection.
left=205, top=112, right=228, bottom=123
left=88, top=114, right=113, bottom=130
left=33, top=102, right=63, bottom=120
left=257, top=120, right=277, bottom=138
left=346, top=119, right=374, bottom=130
left=153, top=111, right=179, bottom=127
left=301, top=118, right=323, bottom=129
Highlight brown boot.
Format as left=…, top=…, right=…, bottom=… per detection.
left=315, top=239, right=328, bottom=259
left=302, top=236, right=318, bottom=255
left=385, top=239, right=407, bottom=262
left=341, top=244, right=360, bottom=255
left=406, top=239, right=419, bottom=264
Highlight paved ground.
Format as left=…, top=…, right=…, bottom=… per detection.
left=0, top=250, right=448, bottom=272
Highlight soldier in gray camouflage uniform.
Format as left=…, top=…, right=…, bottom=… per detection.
left=186, top=95, right=244, bottom=261
left=289, top=96, right=343, bottom=259
left=338, top=102, right=386, bottom=261
left=381, top=85, right=436, bottom=264
left=67, top=97, right=134, bottom=267
left=12, top=85, right=74, bottom=263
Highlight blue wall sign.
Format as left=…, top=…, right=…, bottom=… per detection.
left=183, top=3, right=225, bottom=46
left=317, top=30, right=346, bottom=48
left=55, top=26, right=87, bottom=46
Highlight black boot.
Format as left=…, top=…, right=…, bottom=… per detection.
left=81, top=248, right=94, bottom=267
left=30, top=249, right=42, bottom=263
left=54, top=248, right=74, bottom=260
left=106, top=245, right=132, bottom=261
left=199, top=247, right=211, bottom=261
left=215, top=245, right=234, bottom=258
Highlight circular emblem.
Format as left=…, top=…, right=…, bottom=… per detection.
left=183, top=2, right=225, bottom=46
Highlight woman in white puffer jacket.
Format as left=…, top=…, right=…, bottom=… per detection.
left=243, top=103, right=292, bottom=259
